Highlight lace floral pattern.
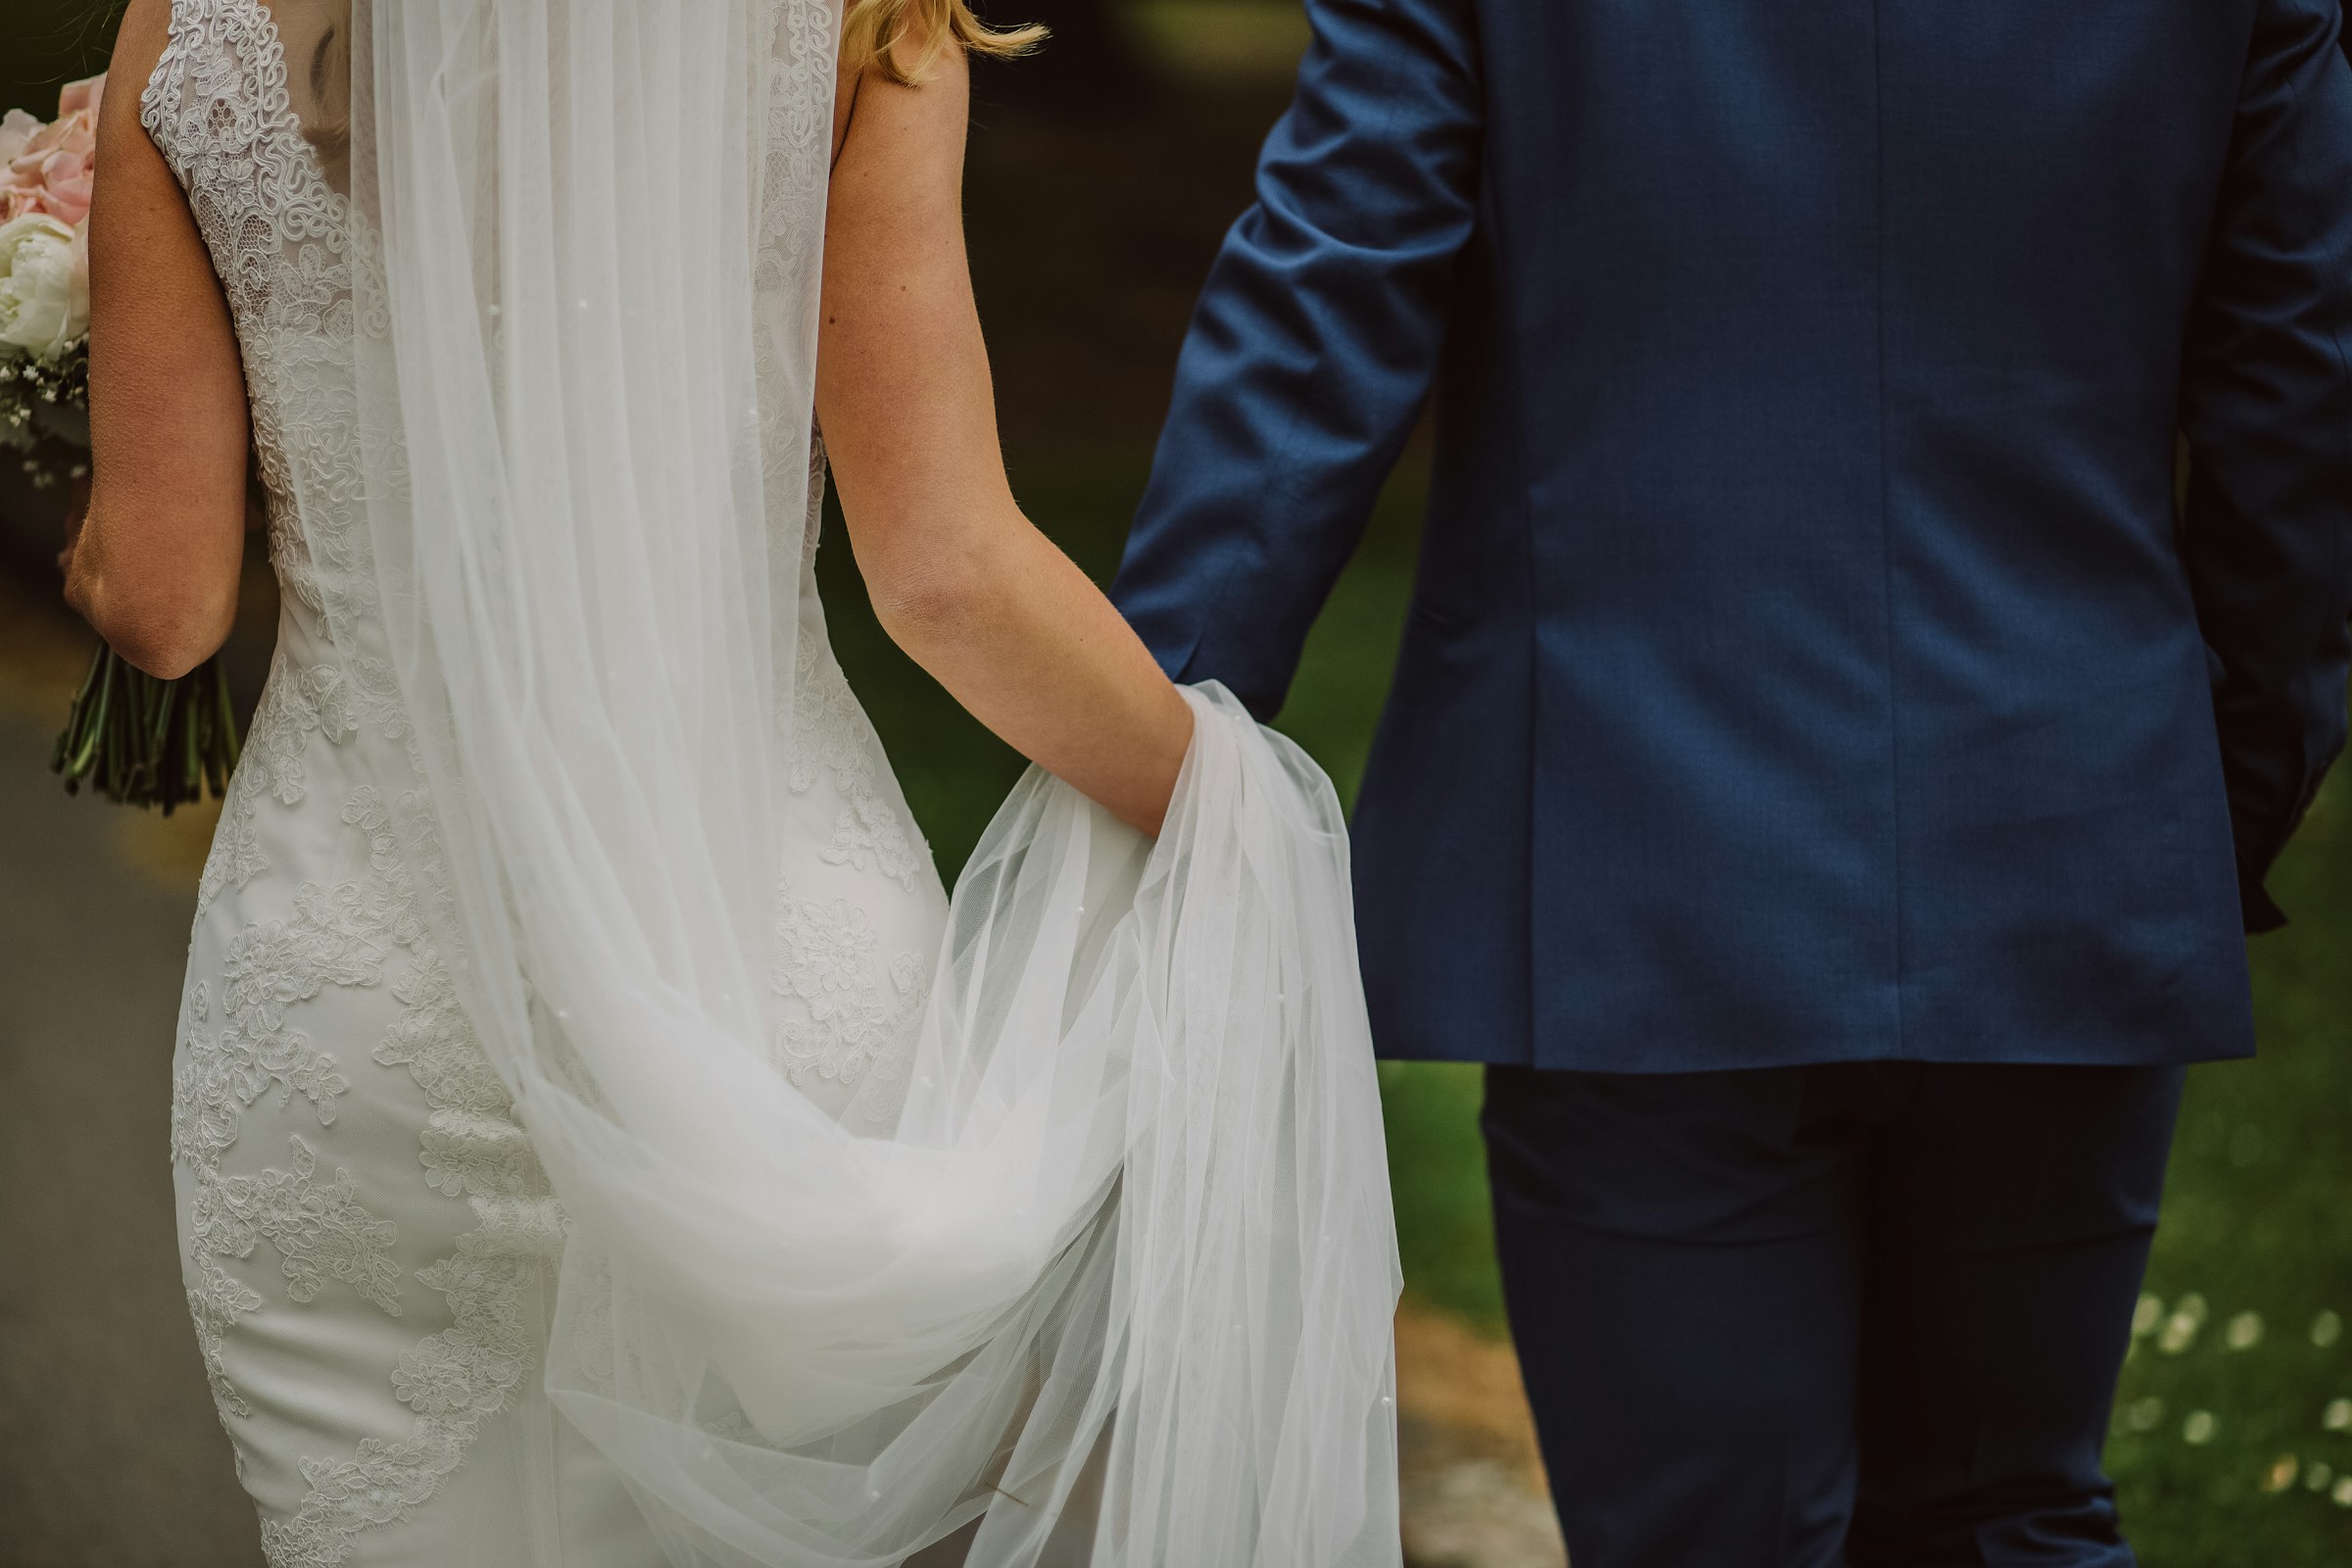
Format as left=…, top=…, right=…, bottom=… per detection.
left=790, top=625, right=929, bottom=894
left=263, top=1197, right=564, bottom=1568
left=770, top=890, right=929, bottom=1111
left=177, top=887, right=406, bottom=1321
left=775, top=445, right=936, bottom=1117
left=172, top=768, right=554, bottom=1567
left=150, top=5, right=556, bottom=1564
left=790, top=444, right=929, bottom=900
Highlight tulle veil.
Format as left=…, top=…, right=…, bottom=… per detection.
left=289, top=0, right=1404, bottom=1560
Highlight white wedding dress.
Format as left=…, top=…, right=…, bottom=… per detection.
left=156, top=3, right=946, bottom=1559
left=149, top=1, right=1399, bottom=1565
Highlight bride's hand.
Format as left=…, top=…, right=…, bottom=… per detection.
left=814, top=42, right=1193, bottom=835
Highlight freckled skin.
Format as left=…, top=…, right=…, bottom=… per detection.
left=815, top=45, right=1191, bottom=835
left=65, top=0, right=251, bottom=680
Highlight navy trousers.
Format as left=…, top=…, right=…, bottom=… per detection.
left=1482, top=1062, right=2184, bottom=1568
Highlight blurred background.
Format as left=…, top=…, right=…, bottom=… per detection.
left=3, top=3, right=2349, bottom=1565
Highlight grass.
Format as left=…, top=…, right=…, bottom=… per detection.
left=2105, top=778, right=2352, bottom=1553
left=827, top=446, right=2352, bottom=1560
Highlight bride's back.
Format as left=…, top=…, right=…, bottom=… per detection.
left=140, top=0, right=948, bottom=1118
left=141, top=0, right=360, bottom=635
left=125, top=2, right=956, bottom=1558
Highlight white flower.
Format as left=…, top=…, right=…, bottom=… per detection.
left=2325, top=1397, right=2352, bottom=1432
left=2313, top=1310, right=2343, bottom=1348
left=2182, top=1409, right=2217, bottom=1445
left=2226, top=1311, right=2264, bottom=1349
left=2159, top=1293, right=2207, bottom=1354
left=0, top=213, right=89, bottom=360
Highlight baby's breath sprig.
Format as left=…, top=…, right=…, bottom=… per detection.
left=0, top=335, right=92, bottom=487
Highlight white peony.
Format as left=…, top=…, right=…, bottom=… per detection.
left=0, top=213, right=89, bottom=360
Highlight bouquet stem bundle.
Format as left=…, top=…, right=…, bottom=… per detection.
left=51, top=645, right=241, bottom=813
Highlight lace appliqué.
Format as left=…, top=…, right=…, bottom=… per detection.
left=176, top=774, right=559, bottom=1568
left=197, top=649, right=409, bottom=924
left=258, top=788, right=558, bottom=1568
left=752, top=0, right=833, bottom=472
left=187, top=1261, right=266, bottom=1420
left=199, top=1136, right=407, bottom=1312
left=789, top=452, right=928, bottom=895
left=172, top=873, right=402, bottom=1490
left=263, top=1198, right=564, bottom=1568
left=772, top=445, right=934, bottom=1122
left=177, top=885, right=401, bottom=1320
left=770, top=891, right=929, bottom=1115
left=790, top=634, right=928, bottom=893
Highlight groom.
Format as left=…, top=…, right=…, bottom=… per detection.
left=1112, top=2, right=2352, bottom=1563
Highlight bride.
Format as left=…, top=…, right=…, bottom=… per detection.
left=62, top=0, right=1401, bottom=1563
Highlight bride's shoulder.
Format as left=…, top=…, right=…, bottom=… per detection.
left=98, top=0, right=180, bottom=170
left=831, top=0, right=1043, bottom=154
left=107, top=0, right=177, bottom=94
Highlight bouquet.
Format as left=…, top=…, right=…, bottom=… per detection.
left=2, top=74, right=241, bottom=812
left=0, top=75, right=96, bottom=479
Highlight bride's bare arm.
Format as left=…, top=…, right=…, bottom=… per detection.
left=815, top=49, right=1194, bottom=836
left=62, top=0, right=251, bottom=679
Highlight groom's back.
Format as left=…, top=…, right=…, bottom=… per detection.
left=1447, top=0, right=2235, bottom=612
left=1461, top=0, right=2234, bottom=560
left=1118, top=0, right=2352, bottom=1070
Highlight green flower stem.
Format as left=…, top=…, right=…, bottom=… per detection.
left=50, top=644, right=244, bottom=814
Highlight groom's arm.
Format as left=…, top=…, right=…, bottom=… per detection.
left=1110, top=0, right=1482, bottom=721
left=2180, top=0, right=2352, bottom=932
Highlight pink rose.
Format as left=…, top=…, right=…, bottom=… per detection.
left=56, top=75, right=104, bottom=122
left=0, top=74, right=105, bottom=229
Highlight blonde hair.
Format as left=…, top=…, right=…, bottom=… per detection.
left=308, top=31, right=352, bottom=167
left=286, top=0, right=353, bottom=168
left=840, top=0, right=1046, bottom=86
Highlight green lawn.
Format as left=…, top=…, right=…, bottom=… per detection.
left=828, top=450, right=2352, bottom=1561
left=2107, top=777, right=2352, bottom=1552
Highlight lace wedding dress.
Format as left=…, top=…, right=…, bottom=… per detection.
left=147, top=1, right=1399, bottom=1564
left=154, top=4, right=945, bottom=1559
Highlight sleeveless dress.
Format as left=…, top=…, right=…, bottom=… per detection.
left=145, top=3, right=950, bottom=1561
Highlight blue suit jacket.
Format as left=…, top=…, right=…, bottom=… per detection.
left=1112, top=0, right=2352, bottom=1071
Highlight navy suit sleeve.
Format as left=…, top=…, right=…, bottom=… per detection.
left=2180, top=0, right=2352, bottom=932
left=1109, top=0, right=1482, bottom=721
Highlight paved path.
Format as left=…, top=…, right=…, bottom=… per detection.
left=0, top=658, right=263, bottom=1565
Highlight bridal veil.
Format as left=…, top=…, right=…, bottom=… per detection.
left=286, top=1, right=1403, bottom=1561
